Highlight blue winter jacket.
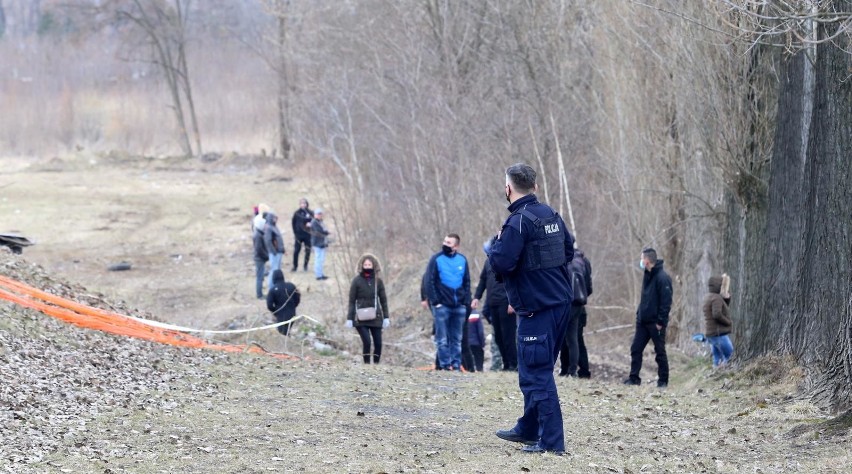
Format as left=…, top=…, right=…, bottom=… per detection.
left=489, top=194, right=574, bottom=314
left=425, top=251, right=471, bottom=308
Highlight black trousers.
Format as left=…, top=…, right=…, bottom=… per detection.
left=470, top=345, right=484, bottom=372
left=558, top=306, right=582, bottom=376
left=488, top=303, right=517, bottom=370
left=628, top=322, right=669, bottom=383
left=356, top=326, right=382, bottom=363
left=461, top=306, right=475, bottom=372
left=577, top=310, right=590, bottom=377
left=293, top=234, right=311, bottom=269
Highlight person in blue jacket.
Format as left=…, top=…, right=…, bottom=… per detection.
left=489, top=163, right=574, bottom=455
left=424, top=233, right=471, bottom=371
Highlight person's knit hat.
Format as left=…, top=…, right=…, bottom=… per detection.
left=314, top=208, right=324, bottom=214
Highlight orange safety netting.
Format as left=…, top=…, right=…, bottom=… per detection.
left=0, top=274, right=294, bottom=359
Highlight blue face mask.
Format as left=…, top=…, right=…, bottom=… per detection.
left=639, top=259, right=645, bottom=270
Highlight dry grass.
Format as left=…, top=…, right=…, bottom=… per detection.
left=2, top=155, right=850, bottom=473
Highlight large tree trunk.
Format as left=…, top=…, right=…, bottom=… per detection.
left=793, top=21, right=852, bottom=410
left=740, top=8, right=852, bottom=411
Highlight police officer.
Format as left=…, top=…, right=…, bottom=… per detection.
left=489, top=163, right=574, bottom=455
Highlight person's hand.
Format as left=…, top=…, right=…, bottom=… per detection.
left=507, top=304, right=515, bottom=315
left=421, top=300, right=428, bottom=309
left=471, top=298, right=480, bottom=309
left=345, top=320, right=353, bottom=328
left=656, top=324, right=663, bottom=331
left=382, top=319, right=390, bottom=329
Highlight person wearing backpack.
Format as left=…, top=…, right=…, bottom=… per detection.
left=558, top=248, right=593, bottom=377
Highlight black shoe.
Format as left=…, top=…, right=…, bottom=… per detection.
left=522, top=444, right=565, bottom=455
left=577, top=372, right=591, bottom=379
left=303, top=265, right=308, bottom=271
left=657, top=381, right=668, bottom=388
left=495, top=429, right=538, bottom=445
left=316, top=275, right=328, bottom=280
left=623, top=377, right=641, bottom=386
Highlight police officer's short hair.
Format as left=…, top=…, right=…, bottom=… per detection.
left=642, top=247, right=657, bottom=262
left=447, top=233, right=461, bottom=245
left=506, top=163, right=536, bottom=194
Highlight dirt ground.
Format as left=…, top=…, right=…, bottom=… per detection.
left=2, top=155, right=851, bottom=473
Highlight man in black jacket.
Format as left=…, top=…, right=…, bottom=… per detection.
left=472, top=239, right=517, bottom=371
left=291, top=198, right=314, bottom=272
left=624, top=248, right=673, bottom=387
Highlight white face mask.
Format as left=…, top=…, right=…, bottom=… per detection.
left=639, top=259, right=645, bottom=270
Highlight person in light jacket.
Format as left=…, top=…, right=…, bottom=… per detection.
left=346, top=254, right=390, bottom=364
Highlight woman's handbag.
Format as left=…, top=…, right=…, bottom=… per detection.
left=356, top=306, right=377, bottom=321
left=355, top=278, right=379, bottom=321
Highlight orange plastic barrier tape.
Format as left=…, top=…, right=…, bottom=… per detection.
left=0, top=275, right=293, bottom=359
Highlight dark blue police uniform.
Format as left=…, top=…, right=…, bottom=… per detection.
left=489, top=193, right=574, bottom=453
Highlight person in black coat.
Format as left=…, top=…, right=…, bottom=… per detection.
left=291, top=198, right=314, bottom=272
left=624, top=248, right=673, bottom=387
left=472, top=239, right=517, bottom=371
left=346, top=254, right=390, bottom=363
left=558, top=248, right=593, bottom=377
left=266, top=269, right=300, bottom=335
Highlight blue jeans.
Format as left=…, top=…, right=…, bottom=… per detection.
left=313, top=246, right=327, bottom=278
left=254, top=259, right=267, bottom=298
left=707, top=334, right=733, bottom=366
left=433, top=305, right=466, bottom=369
left=268, top=253, right=282, bottom=288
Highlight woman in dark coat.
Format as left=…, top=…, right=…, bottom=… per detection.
left=346, top=253, right=390, bottom=363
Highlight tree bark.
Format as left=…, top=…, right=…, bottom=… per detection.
left=739, top=5, right=852, bottom=411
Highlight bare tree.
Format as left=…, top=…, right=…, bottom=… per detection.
left=66, top=0, right=203, bottom=157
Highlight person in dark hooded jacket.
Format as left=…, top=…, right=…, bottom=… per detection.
left=624, top=248, right=673, bottom=387
left=252, top=221, right=269, bottom=299
left=346, top=253, right=390, bottom=363
left=266, top=269, right=300, bottom=335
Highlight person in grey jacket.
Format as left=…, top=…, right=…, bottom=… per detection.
left=346, top=254, right=390, bottom=363
left=309, top=209, right=331, bottom=280
left=263, top=212, right=285, bottom=288
left=252, top=222, right=269, bottom=299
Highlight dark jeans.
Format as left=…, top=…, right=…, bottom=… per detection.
left=293, top=234, right=311, bottom=269
left=558, top=306, right=581, bottom=376
left=254, top=258, right=267, bottom=298
left=356, top=325, right=383, bottom=363
left=628, top=322, right=669, bottom=384
left=470, top=344, right=484, bottom=372
left=488, top=303, right=517, bottom=370
left=577, top=310, right=590, bottom=377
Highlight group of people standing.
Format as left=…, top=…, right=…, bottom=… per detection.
left=252, top=198, right=332, bottom=297
left=251, top=198, right=331, bottom=335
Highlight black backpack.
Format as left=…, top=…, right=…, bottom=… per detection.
left=570, top=261, right=587, bottom=306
